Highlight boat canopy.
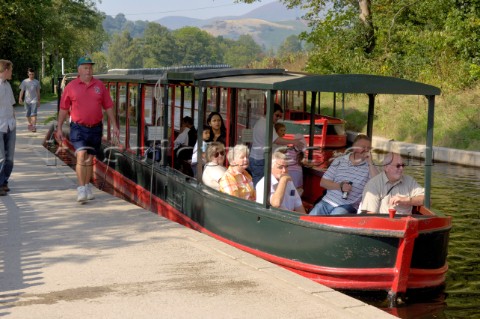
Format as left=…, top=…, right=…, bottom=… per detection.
left=199, top=73, right=441, bottom=96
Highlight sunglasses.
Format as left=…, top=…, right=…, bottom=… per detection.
left=214, top=151, right=225, bottom=158
left=395, top=163, right=406, bottom=168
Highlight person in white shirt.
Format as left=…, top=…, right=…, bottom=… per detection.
left=19, top=68, right=41, bottom=132
left=249, top=103, right=304, bottom=186
left=202, top=142, right=227, bottom=190
left=0, top=59, right=16, bottom=196
left=256, top=150, right=306, bottom=213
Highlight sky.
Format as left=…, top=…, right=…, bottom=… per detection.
left=95, top=0, right=278, bottom=21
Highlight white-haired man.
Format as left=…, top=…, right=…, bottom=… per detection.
left=360, top=152, right=424, bottom=215
left=256, top=150, right=306, bottom=213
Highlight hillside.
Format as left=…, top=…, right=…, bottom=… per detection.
left=201, top=19, right=308, bottom=51
left=103, top=1, right=310, bottom=51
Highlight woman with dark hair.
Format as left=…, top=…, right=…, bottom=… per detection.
left=206, top=111, right=226, bottom=145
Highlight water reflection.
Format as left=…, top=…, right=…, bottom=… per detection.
left=347, top=162, right=480, bottom=319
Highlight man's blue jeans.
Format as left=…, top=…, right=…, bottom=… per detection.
left=0, top=127, right=16, bottom=186
left=309, top=199, right=357, bottom=216
left=248, top=157, right=264, bottom=187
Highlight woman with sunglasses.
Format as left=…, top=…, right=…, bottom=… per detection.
left=202, top=142, right=227, bottom=190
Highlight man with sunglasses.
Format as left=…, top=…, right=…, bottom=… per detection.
left=256, top=150, right=306, bottom=213
left=360, top=152, right=424, bottom=215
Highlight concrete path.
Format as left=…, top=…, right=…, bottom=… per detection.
left=0, top=102, right=396, bottom=318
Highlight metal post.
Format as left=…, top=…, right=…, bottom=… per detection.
left=424, top=95, right=435, bottom=209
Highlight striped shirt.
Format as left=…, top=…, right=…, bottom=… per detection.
left=322, top=154, right=371, bottom=208
left=219, top=166, right=256, bottom=201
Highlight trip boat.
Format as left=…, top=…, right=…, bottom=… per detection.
left=49, top=67, right=451, bottom=306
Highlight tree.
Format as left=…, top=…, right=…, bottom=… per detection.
left=0, top=0, right=105, bottom=90
left=172, top=27, right=222, bottom=65
left=221, top=34, right=263, bottom=67
left=238, top=0, right=480, bottom=87
left=107, top=31, right=143, bottom=69
left=277, top=35, right=303, bottom=57
left=142, top=23, right=178, bottom=67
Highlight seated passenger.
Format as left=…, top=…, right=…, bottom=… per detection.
left=360, top=152, right=425, bottom=215
left=309, top=134, right=379, bottom=215
left=207, top=111, right=227, bottom=145
left=274, top=122, right=305, bottom=194
left=173, top=116, right=197, bottom=176
left=191, top=125, right=211, bottom=178
left=219, top=144, right=255, bottom=201
left=256, top=151, right=306, bottom=214
left=202, top=142, right=227, bottom=190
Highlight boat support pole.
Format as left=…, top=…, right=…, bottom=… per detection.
left=424, top=95, right=435, bottom=209
left=366, top=94, right=375, bottom=138
left=388, top=216, right=419, bottom=307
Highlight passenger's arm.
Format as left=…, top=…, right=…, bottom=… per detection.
left=270, top=175, right=290, bottom=208
left=274, top=136, right=304, bottom=149
left=389, top=194, right=424, bottom=207
left=294, top=204, right=306, bottom=214
left=320, top=178, right=352, bottom=193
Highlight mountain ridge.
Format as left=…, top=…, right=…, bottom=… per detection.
left=102, top=1, right=310, bottom=51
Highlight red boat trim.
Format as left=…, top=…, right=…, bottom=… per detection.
left=300, top=215, right=451, bottom=235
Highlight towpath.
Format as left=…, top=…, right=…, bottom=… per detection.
left=0, top=102, right=396, bottom=318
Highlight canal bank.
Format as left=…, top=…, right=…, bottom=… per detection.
left=347, top=132, right=480, bottom=167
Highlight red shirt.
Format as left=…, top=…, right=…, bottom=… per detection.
left=60, top=77, right=113, bottom=125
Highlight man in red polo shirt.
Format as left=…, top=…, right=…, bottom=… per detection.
left=56, top=56, right=119, bottom=203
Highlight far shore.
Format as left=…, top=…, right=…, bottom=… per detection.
left=347, top=132, right=480, bottom=168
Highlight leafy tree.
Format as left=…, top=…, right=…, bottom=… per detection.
left=0, top=0, right=105, bottom=90
left=142, top=23, right=178, bottom=67
left=107, top=31, right=143, bottom=69
left=222, top=34, right=263, bottom=67
left=239, top=0, right=480, bottom=87
left=277, top=35, right=303, bottom=57
left=172, top=27, right=222, bottom=65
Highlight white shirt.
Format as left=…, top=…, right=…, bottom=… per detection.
left=174, top=127, right=190, bottom=149
left=250, top=117, right=278, bottom=160
left=202, top=162, right=227, bottom=190
left=19, top=78, right=41, bottom=104
left=256, top=174, right=303, bottom=211
left=0, top=79, right=16, bottom=132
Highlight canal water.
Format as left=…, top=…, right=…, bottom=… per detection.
left=348, top=161, right=480, bottom=319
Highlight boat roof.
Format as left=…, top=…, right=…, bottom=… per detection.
left=94, top=65, right=232, bottom=84
left=91, top=67, right=440, bottom=96
left=198, top=73, right=441, bottom=96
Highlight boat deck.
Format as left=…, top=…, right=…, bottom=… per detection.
left=0, top=102, right=395, bottom=319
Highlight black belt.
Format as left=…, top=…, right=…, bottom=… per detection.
left=72, top=121, right=102, bottom=128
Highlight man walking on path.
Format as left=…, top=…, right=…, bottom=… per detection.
left=19, top=68, right=41, bottom=132
left=0, top=59, right=16, bottom=196
left=56, top=56, right=119, bottom=202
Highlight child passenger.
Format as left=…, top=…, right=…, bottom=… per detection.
left=274, top=122, right=305, bottom=195
left=191, top=125, right=211, bottom=178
